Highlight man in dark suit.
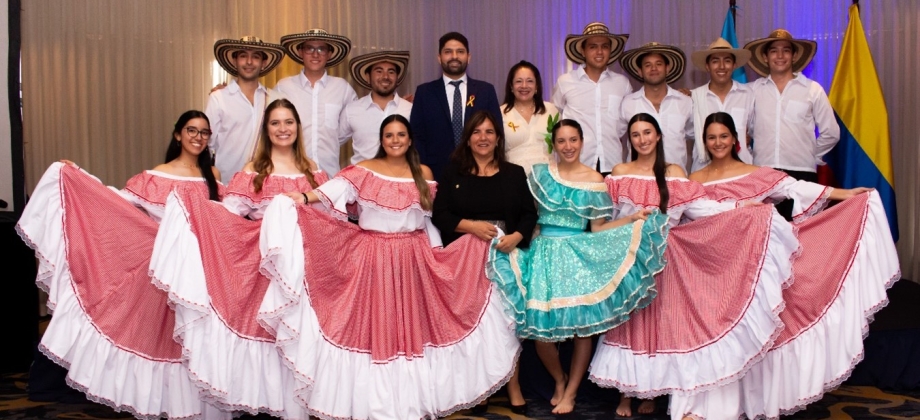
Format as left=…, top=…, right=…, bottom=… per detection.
left=410, top=32, right=503, bottom=181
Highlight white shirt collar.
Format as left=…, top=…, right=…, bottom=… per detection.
left=634, top=85, right=681, bottom=100
left=227, top=79, right=267, bottom=95
left=298, top=70, right=329, bottom=88
left=764, top=72, right=809, bottom=87
left=362, top=92, right=402, bottom=111
left=442, top=73, right=468, bottom=87
left=575, top=65, right=613, bottom=82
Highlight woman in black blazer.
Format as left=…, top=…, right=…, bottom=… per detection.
left=432, top=110, right=537, bottom=415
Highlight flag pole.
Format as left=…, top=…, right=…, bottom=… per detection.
left=730, top=0, right=737, bottom=21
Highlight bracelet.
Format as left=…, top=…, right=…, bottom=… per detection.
left=301, top=193, right=308, bottom=204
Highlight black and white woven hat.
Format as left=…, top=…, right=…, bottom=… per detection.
left=213, top=36, right=285, bottom=77
left=280, top=29, right=352, bottom=67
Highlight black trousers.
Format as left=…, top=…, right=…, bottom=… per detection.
left=773, top=169, right=818, bottom=221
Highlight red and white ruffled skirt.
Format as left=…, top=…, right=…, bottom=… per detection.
left=589, top=205, right=797, bottom=398
left=257, top=196, right=520, bottom=419
left=17, top=163, right=224, bottom=419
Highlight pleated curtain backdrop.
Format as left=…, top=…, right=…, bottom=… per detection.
left=20, top=0, right=920, bottom=281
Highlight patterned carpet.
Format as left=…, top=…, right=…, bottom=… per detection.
left=1, top=371, right=917, bottom=419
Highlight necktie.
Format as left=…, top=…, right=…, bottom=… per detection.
left=449, top=80, right=463, bottom=145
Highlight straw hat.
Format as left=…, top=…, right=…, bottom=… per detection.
left=348, top=51, right=410, bottom=91
left=743, top=29, right=817, bottom=77
left=213, top=36, right=285, bottom=77
left=690, top=37, right=751, bottom=70
left=280, top=29, right=352, bottom=67
left=564, top=22, right=629, bottom=66
left=619, top=42, right=686, bottom=84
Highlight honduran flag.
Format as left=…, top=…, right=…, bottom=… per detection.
left=825, top=4, right=898, bottom=241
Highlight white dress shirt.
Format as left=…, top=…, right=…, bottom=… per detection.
left=205, top=80, right=278, bottom=180
left=750, top=73, right=839, bottom=172
left=551, top=67, right=633, bottom=172
left=619, top=86, right=694, bottom=172
left=275, top=71, right=358, bottom=176
left=690, top=81, right=755, bottom=171
left=340, top=93, right=413, bottom=164
left=443, top=74, right=469, bottom=121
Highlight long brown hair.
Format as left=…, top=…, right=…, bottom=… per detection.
left=374, top=114, right=432, bottom=211
left=628, top=113, right=670, bottom=212
left=449, top=110, right=507, bottom=176
left=703, top=112, right=742, bottom=162
left=166, top=110, right=220, bottom=201
left=250, top=99, right=318, bottom=192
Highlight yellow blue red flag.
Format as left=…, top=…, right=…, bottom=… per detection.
left=826, top=4, right=898, bottom=241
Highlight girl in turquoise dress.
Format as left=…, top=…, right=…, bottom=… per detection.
left=487, top=119, right=668, bottom=414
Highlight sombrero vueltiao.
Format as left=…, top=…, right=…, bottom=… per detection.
left=743, top=29, right=817, bottom=77
left=213, top=36, right=285, bottom=78
left=349, top=51, right=410, bottom=91
left=620, top=42, right=687, bottom=84
left=690, top=37, right=751, bottom=71
left=564, top=22, right=629, bottom=66
left=280, top=29, right=352, bottom=67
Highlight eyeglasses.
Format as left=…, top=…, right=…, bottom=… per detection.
left=185, top=127, right=212, bottom=139
left=300, top=45, right=330, bottom=55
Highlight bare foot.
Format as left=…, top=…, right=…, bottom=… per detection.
left=616, top=397, right=632, bottom=417
left=638, top=399, right=656, bottom=414
left=550, top=374, right=567, bottom=406
left=551, top=395, right=576, bottom=414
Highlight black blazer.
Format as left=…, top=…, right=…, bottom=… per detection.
left=432, top=161, right=537, bottom=248
left=410, top=77, right=504, bottom=182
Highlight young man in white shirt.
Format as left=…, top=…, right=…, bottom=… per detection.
left=688, top=38, right=755, bottom=172
left=744, top=29, right=839, bottom=217
left=277, top=29, right=358, bottom=176
left=206, top=36, right=285, bottom=180
left=617, top=42, right=694, bottom=172
left=744, top=29, right=838, bottom=182
left=551, top=22, right=632, bottom=173
left=340, top=51, right=413, bottom=164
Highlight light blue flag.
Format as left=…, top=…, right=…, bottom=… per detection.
left=720, top=6, right=748, bottom=83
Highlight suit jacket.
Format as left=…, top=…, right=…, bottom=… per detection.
left=410, top=76, right=503, bottom=182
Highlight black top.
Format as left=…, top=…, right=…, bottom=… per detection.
left=433, top=161, right=538, bottom=248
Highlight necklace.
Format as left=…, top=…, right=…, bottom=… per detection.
left=383, top=161, right=410, bottom=178
left=514, top=103, right=535, bottom=115
left=176, top=161, right=199, bottom=170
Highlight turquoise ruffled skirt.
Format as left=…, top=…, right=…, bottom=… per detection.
left=487, top=211, right=669, bottom=341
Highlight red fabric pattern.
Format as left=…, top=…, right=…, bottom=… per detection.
left=177, top=186, right=273, bottom=341
left=606, top=177, right=707, bottom=208
left=61, top=165, right=182, bottom=360
left=773, top=193, right=869, bottom=347
left=704, top=167, right=789, bottom=203
left=296, top=205, right=491, bottom=362
left=178, top=172, right=323, bottom=340
left=337, top=165, right=438, bottom=212
left=123, top=171, right=219, bottom=206
left=602, top=205, right=774, bottom=353
left=226, top=171, right=329, bottom=204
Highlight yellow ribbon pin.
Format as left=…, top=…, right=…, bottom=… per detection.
left=508, top=122, right=519, bottom=132
left=467, top=95, right=475, bottom=107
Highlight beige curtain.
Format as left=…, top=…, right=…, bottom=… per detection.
left=21, top=0, right=919, bottom=281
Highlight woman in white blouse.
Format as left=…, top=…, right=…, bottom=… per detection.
left=501, top=60, right=559, bottom=175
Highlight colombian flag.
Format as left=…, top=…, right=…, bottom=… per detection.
left=826, top=4, right=898, bottom=241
